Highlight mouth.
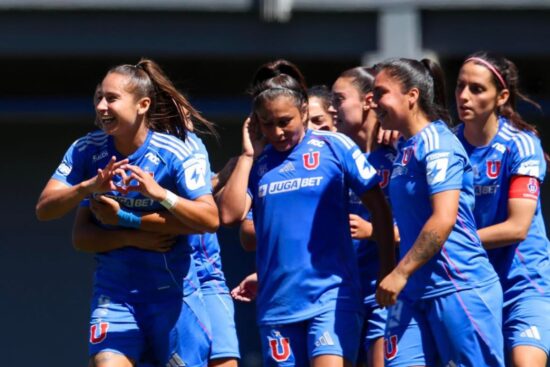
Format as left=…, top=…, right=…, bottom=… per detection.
left=98, top=116, right=116, bottom=126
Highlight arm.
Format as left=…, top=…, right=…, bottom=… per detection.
left=239, top=218, right=257, bottom=251
left=377, top=190, right=459, bottom=306
left=231, top=272, right=258, bottom=302
left=361, top=186, right=396, bottom=280
left=89, top=195, right=201, bottom=235
left=219, top=117, right=263, bottom=226
left=36, top=157, right=127, bottom=221
left=72, top=206, right=175, bottom=253
left=478, top=197, right=537, bottom=249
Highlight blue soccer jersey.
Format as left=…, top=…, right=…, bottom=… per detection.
left=349, top=146, right=396, bottom=307
left=455, top=117, right=550, bottom=303
left=389, top=121, right=498, bottom=300
left=189, top=233, right=230, bottom=295
left=52, top=129, right=213, bottom=302
left=248, top=129, right=380, bottom=325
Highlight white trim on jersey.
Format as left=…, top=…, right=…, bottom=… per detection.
left=153, top=133, right=193, bottom=156
left=421, top=124, right=440, bottom=153
left=186, top=135, right=200, bottom=150
left=312, top=130, right=354, bottom=150
left=500, top=123, right=536, bottom=158
left=75, top=132, right=108, bottom=151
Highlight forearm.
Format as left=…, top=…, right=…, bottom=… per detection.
left=36, top=180, right=92, bottom=221
left=395, top=217, right=450, bottom=279
left=370, top=203, right=396, bottom=277
left=139, top=211, right=200, bottom=235
left=73, top=223, right=131, bottom=253
left=166, top=196, right=219, bottom=233
left=478, top=222, right=528, bottom=250
left=219, top=154, right=254, bottom=225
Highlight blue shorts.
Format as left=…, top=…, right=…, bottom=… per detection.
left=357, top=304, right=387, bottom=364
left=384, top=281, right=505, bottom=367
left=504, top=295, right=550, bottom=355
left=89, top=290, right=211, bottom=367
left=259, top=308, right=363, bottom=366
left=203, top=292, right=240, bottom=360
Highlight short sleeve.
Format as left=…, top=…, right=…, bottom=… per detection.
left=509, top=132, right=546, bottom=182
left=174, top=152, right=213, bottom=200
left=51, top=139, right=87, bottom=187
left=424, top=149, right=464, bottom=195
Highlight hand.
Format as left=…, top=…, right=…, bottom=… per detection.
left=377, top=127, right=400, bottom=146
left=82, top=157, right=129, bottom=194
left=89, top=195, right=121, bottom=226
left=231, top=273, right=258, bottom=302
left=349, top=214, right=373, bottom=239
left=242, top=116, right=266, bottom=159
left=376, top=269, right=408, bottom=307
left=125, top=231, right=177, bottom=253
left=114, top=165, right=165, bottom=201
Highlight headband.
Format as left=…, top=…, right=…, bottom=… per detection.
left=464, top=57, right=507, bottom=89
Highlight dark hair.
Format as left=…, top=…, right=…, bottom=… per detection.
left=338, top=66, right=376, bottom=95
left=463, top=51, right=541, bottom=135
left=249, top=59, right=308, bottom=112
left=105, top=58, right=217, bottom=141
left=308, top=85, right=333, bottom=113
left=377, top=58, right=451, bottom=124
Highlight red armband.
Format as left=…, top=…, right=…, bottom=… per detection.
left=509, top=175, right=540, bottom=200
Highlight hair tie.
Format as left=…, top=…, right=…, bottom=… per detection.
left=465, top=57, right=507, bottom=89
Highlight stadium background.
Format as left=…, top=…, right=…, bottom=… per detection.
left=1, top=1, right=550, bottom=365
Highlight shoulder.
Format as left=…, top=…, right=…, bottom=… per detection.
left=309, top=129, right=357, bottom=152
left=149, top=131, right=205, bottom=161
left=497, top=121, right=541, bottom=159
left=72, top=130, right=108, bottom=153
left=417, top=122, right=466, bottom=160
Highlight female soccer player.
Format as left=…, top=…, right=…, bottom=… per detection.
left=307, top=85, right=337, bottom=131
left=332, top=66, right=397, bottom=367
left=219, top=60, right=395, bottom=367
left=372, top=58, right=505, bottom=367
left=454, top=52, right=550, bottom=367
left=36, top=59, right=218, bottom=367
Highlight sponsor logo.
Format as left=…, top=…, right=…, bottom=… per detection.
left=269, top=331, right=291, bottom=362
left=492, top=142, right=506, bottom=154
left=167, top=353, right=186, bottom=366
left=278, top=162, right=295, bottom=173
left=474, top=184, right=499, bottom=196
left=145, top=152, right=160, bottom=165
left=426, top=152, right=450, bottom=185
left=314, top=331, right=335, bottom=347
left=520, top=326, right=541, bottom=340
left=391, top=165, right=408, bottom=178
left=353, top=150, right=376, bottom=180
left=183, top=157, right=207, bottom=190
left=258, top=177, right=323, bottom=197
left=303, top=151, right=320, bottom=170
left=102, top=194, right=155, bottom=208
left=307, top=139, right=325, bottom=148
left=90, top=322, right=109, bottom=344
left=257, top=164, right=268, bottom=177
left=92, top=150, right=109, bottom=162
left=486, top=160, right=501, bottom=179
left=57, top=162, right=72, bottom=176
left=518, top=160, right=540, bottom=177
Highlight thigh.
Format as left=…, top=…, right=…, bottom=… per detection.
left=429, top=282, right=505, bottom=367
left=145, top=291, right=212, bottom=367
left=504, top=295, right=550, bottom=356
left=89, top=293, right=145, bottom=362
left=203, top=292, right=240, bottom=361
left=307, top=308, right=363, bottom=364
left=384, top=298, right=436, bottom=367
left=259, top=322, right=308, bottom=367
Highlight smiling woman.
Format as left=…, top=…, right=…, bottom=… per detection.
left=35, top=59, right=221, bottom=367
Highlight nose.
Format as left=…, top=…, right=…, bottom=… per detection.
left=457, top=86, right=469, bottom=102
left=96, top=97, right=108, bottom=112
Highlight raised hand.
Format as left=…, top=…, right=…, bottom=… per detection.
left=243, top=116, right=266, bottom=159
left=83, top=156, right=129, bottom=194
left=114, top=164, right=165, bottom=201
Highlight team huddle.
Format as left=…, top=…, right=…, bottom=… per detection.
left=36, top=53, right=550, bottom=367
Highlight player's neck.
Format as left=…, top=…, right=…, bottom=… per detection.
left=114, top=124, right=149, bottom=157
left=463, top=114, right=499, bottom=147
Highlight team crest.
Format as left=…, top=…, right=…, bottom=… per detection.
left=401, top=147, right=413, bottom=165
left=303, top=151, right=320, bottom=170
left=384, top=335, right=398, bottom=360
left=378, top=169, right=391, bottom=188
left=90, top=322, right=109, bottom=344
left=268, top=331, right=291, bottom=362
left=486, top=160, right=501, bottom=179
left=528, top=178, right=539, bottom=194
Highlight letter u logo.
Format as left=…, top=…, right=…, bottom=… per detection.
left=379, top=169, right=390, bottom=188
left=90, top=322, right=109, bottom=344
left=269, top=337, right=291, bottom=362
left=384, top=335, right=398, bottom=360
left=486, top=160, right=501, bottom=179
left=303, top=152, right=320, bottom=170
